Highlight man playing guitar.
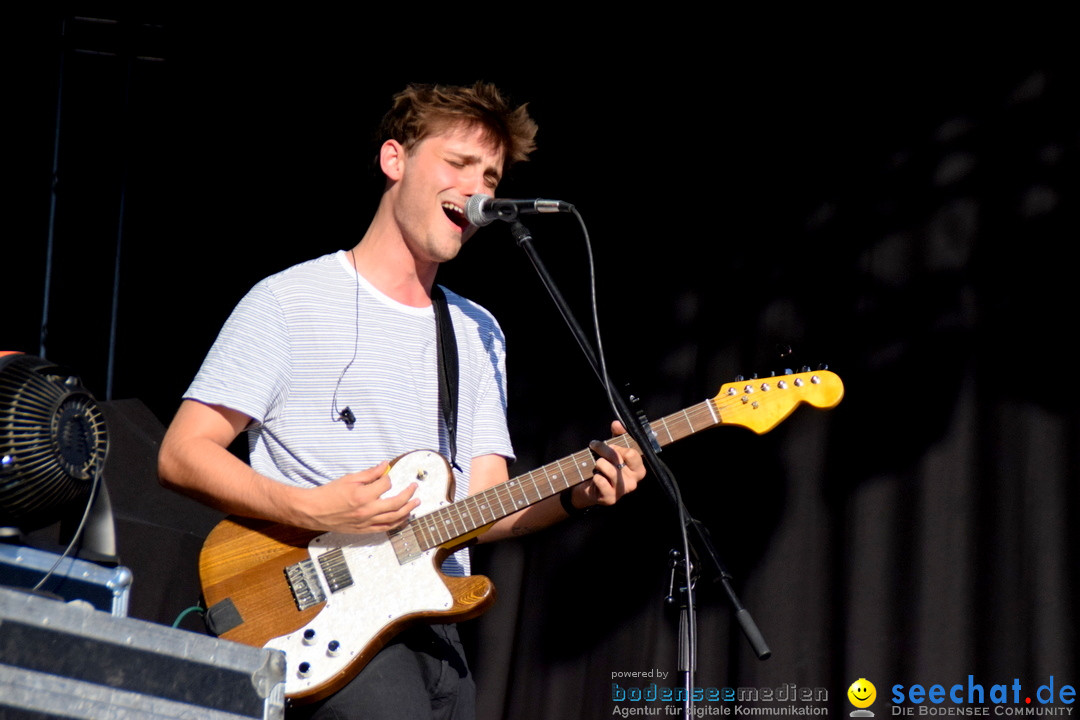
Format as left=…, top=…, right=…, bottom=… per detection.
left=158, top=82, right=645, bottom=720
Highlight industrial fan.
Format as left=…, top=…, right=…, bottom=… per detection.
left=0, top=352, right=109, bottom=533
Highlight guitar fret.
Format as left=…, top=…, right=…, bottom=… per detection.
left=568, top=457, right=584, bottom=484
left=571, top=452, right=591, bottom=483
left=511, top=479, right=527, bottom=508
left=445, top=505, right=463, bottom=538
left=474, top=493, right=493, bottom=524
left=460, top=495, right=479, bottom=531
left=442, top=506, right=460, bottom=539
left=411, top=520, right=429, bottom=551
left=647, top=401, right=715, bottom=445
left=479, top=493, right=496, bottom=522
left=703, top=398, right=720, bottom=426
left=493, top=485, right=510, bottom=517
left=457, top=501, right=473, bottom=531
left=423, top=515, right=443, bottom=547
left=519, top=476, right=537, bottom=505
left=559, top=459, right=576, bottom=488
left=653, top=416, right=673, bottom=445
left=417, top=518, right=433, bottom=548
left=502, top=483, right=518, bottom=512
left=457, top=499, right=474, bottom=531
left=506, top=479, right=524, bottom=510
left=530, top=475, right=546, bottom=501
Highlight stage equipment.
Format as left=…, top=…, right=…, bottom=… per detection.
left=0, top=352, right=109, bottom=538
left=0, top=542, right=131, bottom=615
left=0, top=586, right=285, bottom=719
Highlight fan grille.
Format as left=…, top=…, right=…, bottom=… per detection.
left=0, top=355, right=109, bottom=528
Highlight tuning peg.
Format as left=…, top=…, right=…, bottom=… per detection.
left=734, top=375, right=745, bottom=382
left=800, top=365, right=811, bottom=373
left=784, top=368, right=794, bottom=375
left=817, top=363, right=829, bottom=371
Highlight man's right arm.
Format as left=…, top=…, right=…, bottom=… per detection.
left=157, top=399, right=419, bottom=533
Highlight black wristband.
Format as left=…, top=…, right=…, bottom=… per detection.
left=560, top=487, right=590, bottom=518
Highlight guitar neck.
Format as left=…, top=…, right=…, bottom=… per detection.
left=390, top=369, right=844, bottom=561
left=391, top=399, right=719, bottom=557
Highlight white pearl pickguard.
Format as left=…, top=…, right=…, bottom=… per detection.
left=266, top=450, right=455, bottom=697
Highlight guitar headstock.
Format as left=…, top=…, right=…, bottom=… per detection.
left=710, top=369, right=844, bottom=434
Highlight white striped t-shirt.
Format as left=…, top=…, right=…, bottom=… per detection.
left=186, top=251, right=514, bottom=575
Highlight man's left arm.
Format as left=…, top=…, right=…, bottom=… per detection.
left=472, top=421, right=646, bottom=543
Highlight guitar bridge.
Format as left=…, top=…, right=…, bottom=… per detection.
left=285, top=558, right=327, bottom=611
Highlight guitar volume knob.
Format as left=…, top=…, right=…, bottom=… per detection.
left=302, top=629, right=317, bottom=645
left=327, top=640, right=341, bottom=657
left=298, top=662, right=311, bottom=678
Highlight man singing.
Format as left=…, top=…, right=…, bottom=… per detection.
left=159, top=82, right=645, bottom=719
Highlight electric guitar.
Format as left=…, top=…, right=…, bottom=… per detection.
left=199, top=369, right=844, bottom=703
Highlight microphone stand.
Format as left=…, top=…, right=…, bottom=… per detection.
left=508, top=221, right=771, bottom=718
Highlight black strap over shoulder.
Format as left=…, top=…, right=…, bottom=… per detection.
left=431, top=285, right=461, bottom=472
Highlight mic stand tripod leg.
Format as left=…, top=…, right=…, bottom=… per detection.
left=678, top=604, right=696, bottom=718
left=668, top=549, right=697, bottom=720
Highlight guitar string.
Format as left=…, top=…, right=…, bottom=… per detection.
left=396, top=376, right=830, bottom=556
left=403, top=404, right=720, bottom=553
left=397, top=388, right=808, bottom=555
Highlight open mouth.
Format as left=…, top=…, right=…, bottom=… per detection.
left=441, top=201, right=469, bottom=230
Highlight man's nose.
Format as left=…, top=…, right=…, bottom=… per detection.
left=460, top=171, right=490, bottom=198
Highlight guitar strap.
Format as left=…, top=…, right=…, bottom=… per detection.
left=431, top=285, right=461, bottom=472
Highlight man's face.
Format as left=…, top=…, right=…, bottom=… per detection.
left=386, top=123, right=505, bottom=266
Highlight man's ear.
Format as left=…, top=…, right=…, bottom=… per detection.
left=380, top=139, right=406, bottom=181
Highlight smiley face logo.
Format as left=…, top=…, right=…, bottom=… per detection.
left=848, top=678, right=877, bottom=709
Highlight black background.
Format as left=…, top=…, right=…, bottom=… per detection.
left=6, top=10, right=1077, bottom=719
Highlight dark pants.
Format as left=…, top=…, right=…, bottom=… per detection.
left=289, top=624, right=475, bottom=720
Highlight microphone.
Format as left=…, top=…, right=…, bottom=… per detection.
left=465, top=194, right=575, bottom=227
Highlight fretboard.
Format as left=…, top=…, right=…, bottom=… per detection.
left=389, top=398, right=721, bottom=561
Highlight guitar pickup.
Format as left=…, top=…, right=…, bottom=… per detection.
left=317, top=548, right=354, bottom=594
left=285, top=558, right=327, bottom=611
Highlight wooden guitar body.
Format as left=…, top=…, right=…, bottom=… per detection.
left=200, top=450, right=492, bottom=704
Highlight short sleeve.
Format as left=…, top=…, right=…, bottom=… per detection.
left=184, top=281, right=292, bottom=424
